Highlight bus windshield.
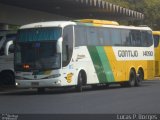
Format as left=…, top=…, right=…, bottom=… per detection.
left=15, top=27, right=62, bottom=71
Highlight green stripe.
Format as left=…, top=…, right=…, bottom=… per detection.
left=87, top=46, right=107, bottom=83
left=96, top=47, right=115, bottom=82
left=87, top=46, right=115, bottom=83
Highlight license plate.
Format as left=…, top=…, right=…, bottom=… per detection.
left=31, top=82, right=39, bottom=87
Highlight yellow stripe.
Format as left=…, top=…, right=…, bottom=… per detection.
left=104, top=46, right=126, bottom=82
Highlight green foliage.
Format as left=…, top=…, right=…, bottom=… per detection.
left=105, top=0, right=160, bottom=30
left=141, top=0, right=160, bottom=30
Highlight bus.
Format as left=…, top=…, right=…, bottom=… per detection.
left=153, top=31, right=160, bottom=77
left=14, top=19, right=154, bottom=92
left=0, top=30, right=16, bottom=86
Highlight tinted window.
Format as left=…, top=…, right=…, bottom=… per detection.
left=74, top=25, right=153, bottom=47
left=17, top=27, right=61, bottom=42
left=101, top=28, right=112, bottom=45
left=141, top=31, right=153, bottom=47
left=121, top=29, right=131, bottom=46
left=111, top=29, right=121, bottom=46
left=62, top=26, right=73, bottom=67
left=86, top=27, right=99, bottom=45
left=6, top=34, right=16, bottom=41
left=0, top=34, right=16, bottom=56
left=131, top=30, right=141, bottom=46
left=0, top=36, right=3, bottom=41
left=153, top=35, right=160, bottom=48
left=75, top=26, right=112, bottom=46
left=15, top=41, right=60, bottom=71
left=74, top=26, right=87, bottom=46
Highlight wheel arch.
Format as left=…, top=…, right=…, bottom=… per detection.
left=129, top=67, right=136, bottom=79
left=0, top=69, right=15, bottom=85
left=138, top=67, right=144, bottom=80
left=76, top=68, right=87, bottom=85
left=0, top=69, right=14, bottom=77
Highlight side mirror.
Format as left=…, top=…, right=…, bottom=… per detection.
left=5, top=40, right=13, bottom=56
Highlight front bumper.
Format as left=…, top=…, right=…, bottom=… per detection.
left=16, top=78, right=62, bottom=88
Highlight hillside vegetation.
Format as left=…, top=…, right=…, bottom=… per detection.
left=106, top=0, right=160, bottom=30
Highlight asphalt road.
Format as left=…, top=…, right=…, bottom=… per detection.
left=0, top=80, right=160, bottom=114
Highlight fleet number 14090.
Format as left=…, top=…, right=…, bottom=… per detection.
left=143, top=51, right=153, bottom=56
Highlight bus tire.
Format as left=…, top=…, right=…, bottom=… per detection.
left=135, top=69, right=143, bottom=86
left=76, top=72, right=84, bottom=92
left=92, top=84, right=97, bottom=89
left=120, top=82, right=128, bottom=87
left=128, top=69, right=136, bottom=87
left=37, top=88, right=45, bottom=93
left=76, top=70, right=87, bottom=92
left=1, top=71, right=15, bottom=86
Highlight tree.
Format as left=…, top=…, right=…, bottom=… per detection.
left=105, top=0, right=160, bottom=29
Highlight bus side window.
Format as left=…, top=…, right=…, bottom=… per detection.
left=62, top=25, right=73, bottom=67
left=111, top=28, right=122, bottom=46
left=86, top=26, right=98, bottom=46
left=154, top=35, right=160, bottom=48
left=147, top=31, right=153, bottom=47
left=0, top=36, right=5, bottom=56
left=62, top=37, right=68, bottom=61
left=141, top=31, right=153, bottom=47
left=75, top=26, right=87, bottom=46
left=102, top=28, right=111, bottom=46
left=0, top=47, right=4, bottom=56
left=0, top=36, right=3, bottom=42
left=130, top=30, right=141, bottom=46
left=121, top=29, right=130, bottom=46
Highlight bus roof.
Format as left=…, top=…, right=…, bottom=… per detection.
left=152, top=31, right=160, bottom=35
left=102, top=25, right=152, bottom=31
left=75, top=19, right=119, bottom=26
left=20, top=21, right=76, bottom=29
left=20, top=20, right=152, bottom=31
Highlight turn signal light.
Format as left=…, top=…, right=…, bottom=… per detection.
left=23, top=64, right=30, bottom=69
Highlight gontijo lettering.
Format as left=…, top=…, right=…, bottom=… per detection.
left=118, top=50, right=138, bottom=57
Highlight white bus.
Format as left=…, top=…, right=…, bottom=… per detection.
left=0, top=30, right=16, bottom=86
left=15, top=19, right=154, bottom=92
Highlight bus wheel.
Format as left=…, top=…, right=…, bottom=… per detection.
left=120, top=82, right=128, bottom=87
left=37, top=88, right=45, bottom=93
left=128, top=69, right=136, bottom=87
left=1, top=71, right=15, bottom=85
left=76, top=72, right=83, bottom=92
left=135, top=69, right=143, bottom=86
